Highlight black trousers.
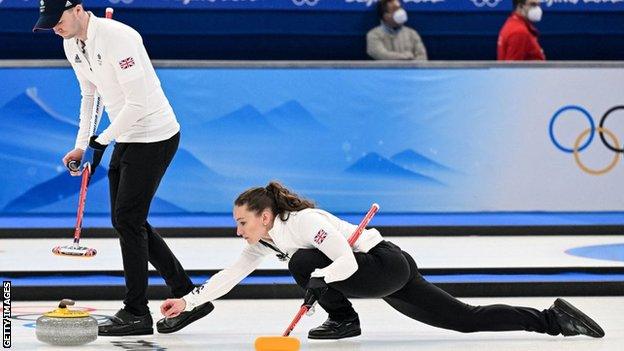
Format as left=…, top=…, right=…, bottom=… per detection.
left=289, top=241, right=562, bottom=335
left=108, top=132, right=194, bottom=316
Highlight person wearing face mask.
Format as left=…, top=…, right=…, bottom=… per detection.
left=366, top=0, right=428, bottom=61
left=497, top=0, right=546, bottom=60
left=158, top=181, right=605, bottom=340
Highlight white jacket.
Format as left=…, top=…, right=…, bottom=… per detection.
left=64, top=13, right=179, bottom=148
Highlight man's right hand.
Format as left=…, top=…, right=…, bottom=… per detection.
left=62, top=148, right=85, bottom=176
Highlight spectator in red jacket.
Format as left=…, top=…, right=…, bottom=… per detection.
left=497, top=0, right=545, bottom=61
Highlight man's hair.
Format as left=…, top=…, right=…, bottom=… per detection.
left=512, top=0, right=527, bottom=9
left=377, top=0, right=393, bottom=19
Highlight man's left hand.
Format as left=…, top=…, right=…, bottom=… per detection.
left=81, top=135, right=107, bottom=175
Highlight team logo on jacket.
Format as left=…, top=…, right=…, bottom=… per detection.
left=97, top=53, right=102, bottom=66
left=314, top=229, right=328, bottom=245
left=191, top=285, right=205, bottom=295
left=118, top=57, right=135, bottom=69
left=74, top=54, right=82, bottom=63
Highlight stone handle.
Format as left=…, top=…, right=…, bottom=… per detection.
left=58, top=299, right=75, bottom=308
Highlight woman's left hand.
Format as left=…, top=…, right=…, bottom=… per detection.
left=303, top=277, right=328, bottom=306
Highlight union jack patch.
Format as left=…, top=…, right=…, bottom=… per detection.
left=314, top=229, right=328, bottom=245
left=118, top=57, right=135, bottom=70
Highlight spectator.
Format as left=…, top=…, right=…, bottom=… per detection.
left=497, top=0, right=546, bottom=61
left=366, top=0, right=427, bottom=61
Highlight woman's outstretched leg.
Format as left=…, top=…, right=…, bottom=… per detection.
left=383, top=251, right=586, bottom=336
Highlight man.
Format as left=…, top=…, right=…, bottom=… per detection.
left=497, top=0, right=546, bottom=61
left=366, top=0, right=428, bottom=61
left=33, top=0, right=212, bottom=336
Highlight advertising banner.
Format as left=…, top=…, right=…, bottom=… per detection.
left=0, top=66, right=622, bottom=214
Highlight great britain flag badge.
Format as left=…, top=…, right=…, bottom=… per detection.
left=314, top=229, right=328, bottom=245
left=118, top=57, right=135, bottom=69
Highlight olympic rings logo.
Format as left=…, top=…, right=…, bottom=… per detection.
left=292, top=0, right=321, bottom=6
left=471, top=0, right=503, bottom=8
left=549, top=105, right=624, bottom=175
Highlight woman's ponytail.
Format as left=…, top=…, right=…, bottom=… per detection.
left=235, top=181, right=315, bottom=220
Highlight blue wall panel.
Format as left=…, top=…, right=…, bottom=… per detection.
left=1, top=66, right=623, bottom=215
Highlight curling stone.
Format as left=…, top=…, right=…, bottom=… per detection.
left=36, top=299, right=98, bottom=346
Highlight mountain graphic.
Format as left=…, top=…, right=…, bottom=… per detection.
left=16, top=168, right=187, bottom=215
left=151, top=197, right=188, bottom=213
left=9, top=148, right=239, bottom=214
left=201, top=104, right=282, bottom=137
left=167, top=148, right=224, bottom=182
left=0, top=89, right=81, bottom=211
left=390, top=149, right=453, bottom=173
left=264, top=100, right=327, bottom=134
left=0, top=88, right=77, bottom=149
left=157, top=148, right=236, bottom=212
left=345, top=152, right=442, bottom=184
left=0, top=89, right=76, bottom=169
left=2, top=168, right=107, bottom=213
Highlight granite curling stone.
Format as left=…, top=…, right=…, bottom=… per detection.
left=36, top=299, right=98, bottom=346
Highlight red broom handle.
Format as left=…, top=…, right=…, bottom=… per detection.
left=72, top=166, right=90, bottom=243
left=72, top=8, right=112, bottom=243
left=348, top=203, right=379, bottom=246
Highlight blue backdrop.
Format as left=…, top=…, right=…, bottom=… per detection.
left=1, top=66, right=623, bottom=215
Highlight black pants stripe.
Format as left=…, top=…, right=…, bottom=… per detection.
left=108, top=132, right=194, bottom=316
left=289, top=241, right=561, bottom=335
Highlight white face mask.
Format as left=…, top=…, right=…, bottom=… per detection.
left=392, top=8, right=408, bottom=25
left=527, top=6, right=542, bottom=22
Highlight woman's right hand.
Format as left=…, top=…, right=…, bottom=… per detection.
left=161, top=298, right=187, bottom=318
left=62, top=148, right=85, bottom=176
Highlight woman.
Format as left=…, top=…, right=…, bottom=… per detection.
left=157, top=181, right=604, bottom=339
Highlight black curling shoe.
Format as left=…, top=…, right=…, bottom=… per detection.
left=157, top=301, right=214, bottom=334
left=551, top=298, right=605, bottom=338
left=308, top=315, right=361, bottom=340
left=98, top=309, right=153, bottom=336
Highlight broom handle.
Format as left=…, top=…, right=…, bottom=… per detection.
left=72, top=8, right=113, bottom=244
left=282, top=203, right=380, bottom=337
left=72, top=166, right=90, bottom=243
left=348, top=203, right=380, bottom=246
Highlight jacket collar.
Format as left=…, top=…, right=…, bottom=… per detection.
left=75, top=12, right=98, bottom=50
left=511, top=12, right=539, bottom=36
left=381, top=20, right=402, bottom=35
left=267, top=213, right=288, bottom=241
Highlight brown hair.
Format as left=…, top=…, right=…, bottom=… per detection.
left=513, top=0, right=527, bottom=9
left=377, top=0, right=393, bottom=19
left=234, top=181, right=315, bottom=221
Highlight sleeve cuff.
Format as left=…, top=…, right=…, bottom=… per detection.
left=95, top=134, right=111, bottom=146
left=310, top=268, right=327, bottom=279
left=183, top=296, right=199, bottom=311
